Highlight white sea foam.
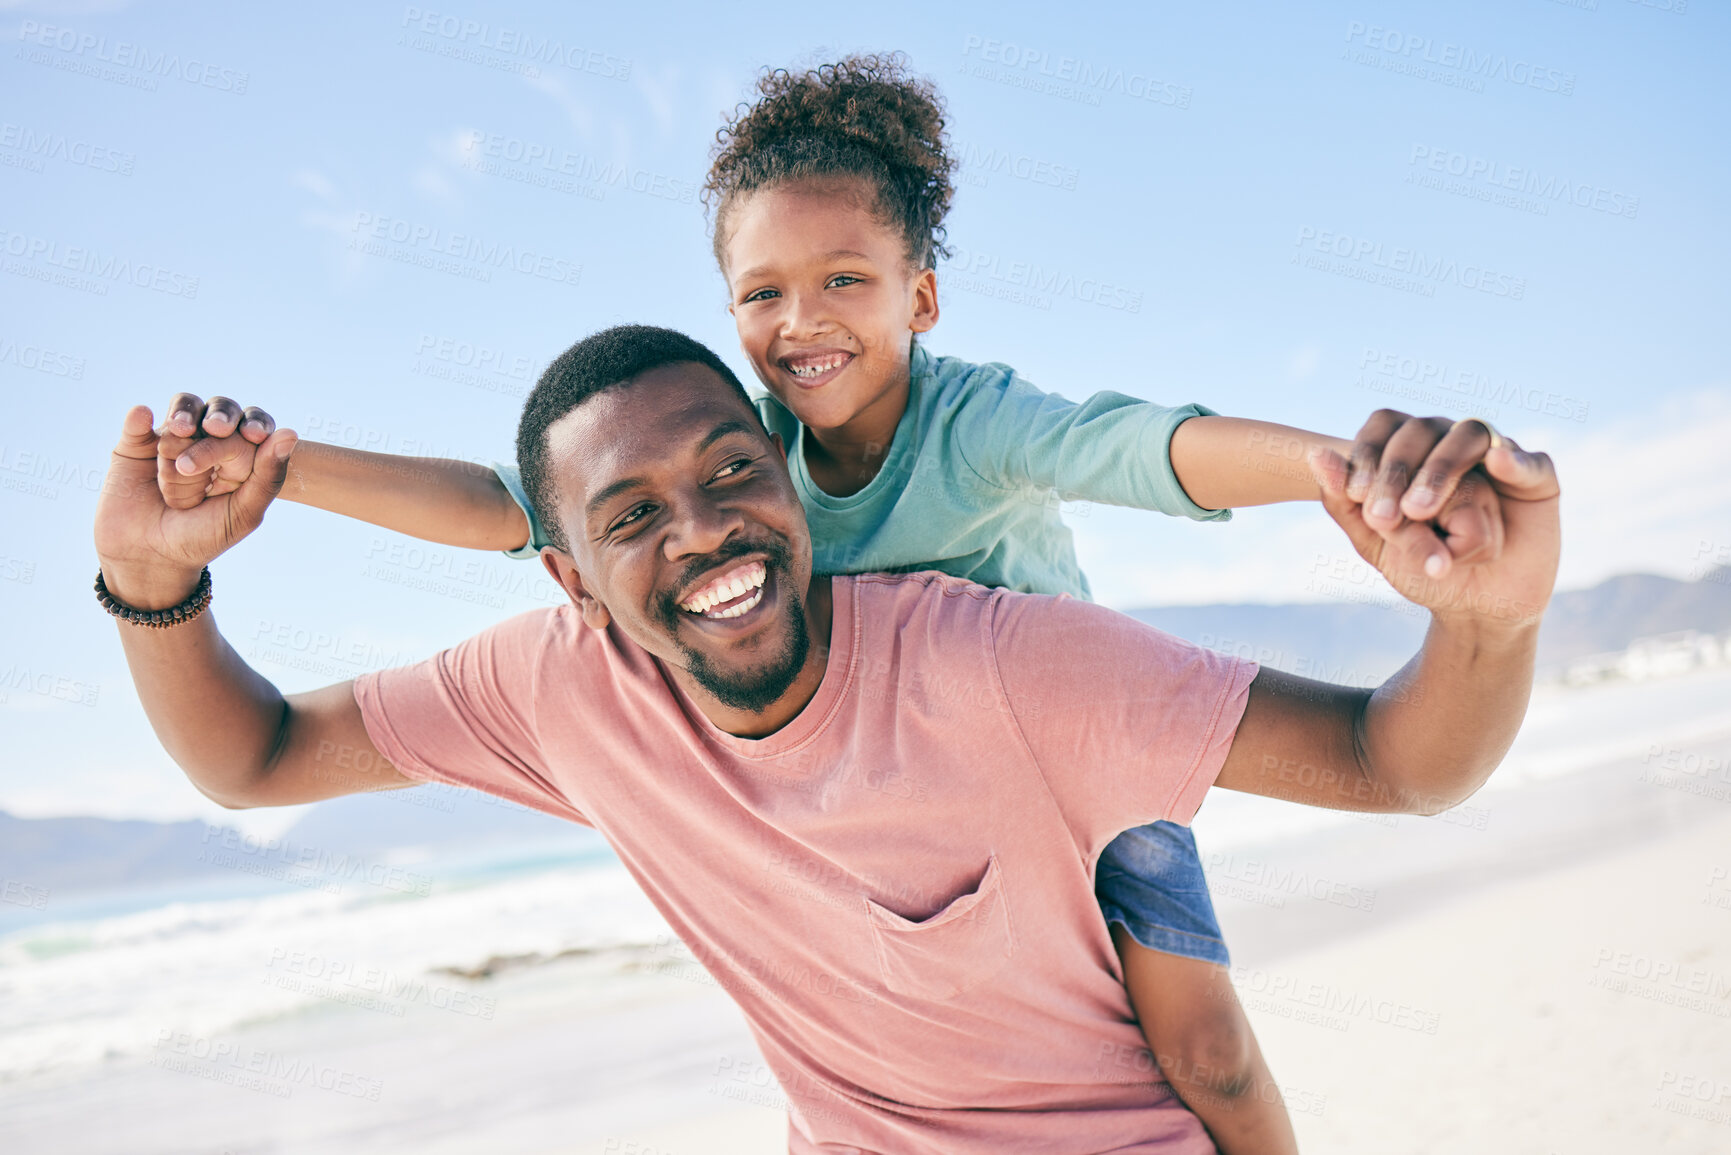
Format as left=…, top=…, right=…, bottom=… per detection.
left=7, top=665, right=1727, bottom=1085
left=0, top=855, right=668, bottom=1081
left=1193, top=663, right=1731, bottom=852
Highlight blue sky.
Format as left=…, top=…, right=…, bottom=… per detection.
left=3, top=0, right=1727, bottom=825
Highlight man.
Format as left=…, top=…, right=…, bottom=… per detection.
left=95, top=325, right=1559, bottom=1153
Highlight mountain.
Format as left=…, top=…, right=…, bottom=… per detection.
left=0, top=785, right=596, bottom=899
left=0, top=811, right=233, bottom=894
left=281, top=784, right=598, bottom=856
left=12, top=571, right=1726, bottom=896
left=1129, top=569, right=1731, bottom=682
left=1528, top=569, right=1731, bottom=667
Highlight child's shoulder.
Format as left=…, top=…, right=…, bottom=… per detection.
left=919, top=346, right=1043, bottom=408
left=919, top=347, right=1068, bottom=434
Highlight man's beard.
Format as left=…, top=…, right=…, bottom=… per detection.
left=655, top=537, right=812, bottom=714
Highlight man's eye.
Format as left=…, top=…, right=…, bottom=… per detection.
left=742, top=287, right=779, bottom=303
left=713, top=457, right=754, bottom=481
left=611, top=504, right=655, bottom=532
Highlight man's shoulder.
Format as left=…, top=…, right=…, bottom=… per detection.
left=451, top=603, right=643, bottom=675
left=844, top=570, right=1099, bottom=638
left=848, top=569, right=1004, bottom=607
left=851, top=572, right=1198, bottom=660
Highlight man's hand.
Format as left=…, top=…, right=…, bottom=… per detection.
left=156, top=392, right=280, bottom=507
left=1216, top=432, right=1559, bottom=815
left=1313, top=426, right=1560, bottom=630
left=1171, top=414, right=1508, bottom=577
left=1342, top=410, right=1524, bottom=579
left=94, top=401, right=297, bottom=609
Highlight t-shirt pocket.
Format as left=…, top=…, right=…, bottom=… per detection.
left=864, top=855, right=1016, bottom=1002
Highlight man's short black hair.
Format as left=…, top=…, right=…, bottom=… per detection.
left=516, top=324, right=759, bottom=550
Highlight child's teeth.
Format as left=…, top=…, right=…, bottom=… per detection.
left=792, top=355, right=845, bottom=377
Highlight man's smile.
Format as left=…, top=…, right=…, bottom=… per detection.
left=679, top=559, right=768, bottom=619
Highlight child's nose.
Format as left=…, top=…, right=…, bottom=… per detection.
left=779, top=291, right=826, bottom=338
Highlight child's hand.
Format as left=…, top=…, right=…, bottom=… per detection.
left=1344, top=410, right=1503, bottom=530
left=155, top=394, right=280, bottom=509
left=1343, top=410, right=1522, bottom=575
left=1311, top=431, right=1559, bottom=630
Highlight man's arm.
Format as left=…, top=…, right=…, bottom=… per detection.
left=96, top=404, right=413, bottom=809
left=1211, top=437, right=1560, bottom=813
left=156, top=392, right=532, bottom=553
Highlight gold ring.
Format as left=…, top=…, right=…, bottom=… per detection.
left=1453, top=417, right=1505, bottom=450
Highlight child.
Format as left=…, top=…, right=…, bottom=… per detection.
left=166, top=55, right=1503, bottom=1153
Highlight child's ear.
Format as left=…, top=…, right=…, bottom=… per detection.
left=540, top=548, right=611, bottom=629
left=909, top=266, right=940, bottom=334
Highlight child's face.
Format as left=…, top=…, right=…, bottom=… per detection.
left=724, top=177, right=938, bottom=435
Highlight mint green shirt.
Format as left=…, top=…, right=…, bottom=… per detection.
left=495, top=345, right=1227, bottom=601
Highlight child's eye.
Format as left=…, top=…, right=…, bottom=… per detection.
left=742, top=287, right=779, bottom=303
left=827, top=275, right=861, bottom=289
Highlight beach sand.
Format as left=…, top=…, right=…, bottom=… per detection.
left=1242, top=805, right=1731, bottom=1154
left=5, top=713, right=1727, bottom=1152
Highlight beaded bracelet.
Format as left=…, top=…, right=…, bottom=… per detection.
left=94, top=566, right=213, bottom=629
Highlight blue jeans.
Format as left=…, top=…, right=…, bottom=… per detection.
left=1095, top=820, right=1229, bottom=967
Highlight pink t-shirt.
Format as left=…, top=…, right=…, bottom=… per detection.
left=356, top=572, right=1257, bottom=1153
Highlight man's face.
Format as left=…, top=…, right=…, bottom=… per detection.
left=543, top=363, right=818, bottom=715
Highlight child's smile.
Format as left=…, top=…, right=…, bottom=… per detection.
left=724, top=176, right=938, bottom=459
left=780, top=347, right=856, bottom=386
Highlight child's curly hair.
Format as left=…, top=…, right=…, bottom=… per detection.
left=704, top=53, right=956, bottom=272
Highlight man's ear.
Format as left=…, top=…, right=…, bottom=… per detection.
left=909, top=266, right=940, bottom=335
left=540, top=548, right=611, bottom=629
left=769, top=431, right=786, bottom=462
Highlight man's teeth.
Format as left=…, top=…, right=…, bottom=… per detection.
left=708, top=588, right=763, bottom=619
left=680, top=562, right=768, bottom=615
left=788, top=354, right=849, bottom=378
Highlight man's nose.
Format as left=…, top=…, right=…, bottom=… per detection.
left=663, top=490, right=746, bottom=561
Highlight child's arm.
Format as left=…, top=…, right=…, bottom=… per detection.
left=154, top=393, right=534, bottom=554
left=957, top=376, right=1502, bottom=577
left=281, top=443, right=530, bottom=551
left=1170, top=409, right=1497, bottom=519
left=1168, top=416, right=1350, bottom=507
